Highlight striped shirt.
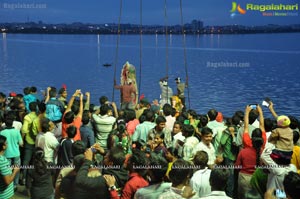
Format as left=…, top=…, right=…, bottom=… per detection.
left=0, top=155, right=14, bottom=199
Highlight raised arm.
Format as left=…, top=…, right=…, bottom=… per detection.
left=44, top=87, right=51, bottom=103
left=65, top=89, right=81, bottom=113
left=268, top=101, right=278, bottom=119
left=244, top=105, right=252, bottom=133
left=77, top=92, right=84, bottom=118
left=84, top=92, right=90, bottom=111
left=257, top=105, right=265, bottom=132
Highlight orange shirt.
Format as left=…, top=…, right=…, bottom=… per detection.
left=62, top=112, right=82, bottom=141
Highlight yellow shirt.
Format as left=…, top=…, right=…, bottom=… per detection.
left=291, top=145, right=300, bottom=174
left=21, top=112, right=38, bottom=144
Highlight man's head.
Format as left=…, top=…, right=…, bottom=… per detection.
left=58, top=88, right=67, bottom=98
left=0, top=135, right=7, bottom=152
left=175, top=77, right=181, bottom=84
left=182, top=124, right=195, bottom=138
left=104, top=146, right=125, bottom=167
left=207, top=109, right=218, bottom=121
left=201, top=127, right=213, bottom=146
left=169, top=159, right=193, bottom=186
left=155, top=115, right=166, bottom=131
left=209, top=168, right=230, bottom=191
left=193, top=151, right=209, bottom=169
left=283, top=171, right=300, bottom=199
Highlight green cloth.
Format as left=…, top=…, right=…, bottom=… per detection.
left=219, top=128, right=238, bottom=161
left=250, top=168, right=268, bottom=198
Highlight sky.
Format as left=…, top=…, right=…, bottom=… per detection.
left=0, top=0, right=299, bottom=26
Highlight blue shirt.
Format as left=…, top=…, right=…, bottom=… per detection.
left=0, top=128, right=22, bottom=158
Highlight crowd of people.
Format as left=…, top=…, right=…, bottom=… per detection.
left=0, top=77, right=300, bottom=199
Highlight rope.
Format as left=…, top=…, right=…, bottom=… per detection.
left=138, top=0, right=143, bottom=103
left=112, top=0, right=123, bottom=103
left=164, top=0, right=169, bottom=103
left=180, top=0, right=191, bottom=109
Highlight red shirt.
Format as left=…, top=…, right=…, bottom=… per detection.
left=109, top=172, right=149, bottom=199
left=114, top=84, right=136, bottom=103
left=235, top=147, right=258, bottom=174
left=126, top=119, right=140, bottom=136
left=243, top=131, right=266, bottom=149
left=62, top=112, right=82, bottom=141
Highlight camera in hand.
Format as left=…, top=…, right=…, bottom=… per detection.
left=91, top=147, right=97, bottom=153
left=273, top=189, right=286, bottom=199
left=249, top=104, right=257, bottom=109
left=262, top=97, right=271, bottom=107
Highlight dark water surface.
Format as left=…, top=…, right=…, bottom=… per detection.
left=0, top=33, right=300, bottom=117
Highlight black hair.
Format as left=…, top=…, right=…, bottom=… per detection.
left=209, top=168, right=230, bottom=191
left=162, top=104, right=172, bottom=116
left=156, top=115, right=166, bottom=125
left=58, top=88, right=66, bottom=95
left=198, top=115, right=208, bottom=128
left=207, top=109, right=218, bottom=121
left=71, top=102, right=79, bottom=115
left=173, top=121, right=183, bottom=129
left=0, top=135, right=7, bottom=151
left=64, top=111, right=75, bottom=124
left=29, top=101, right=37, bottom=112
left=99, top=96, right=109, bottom=105
left=289, top=116, right=299, bottom=130
left=145, top=110, right=154, bottom=122
left=148, top=153, right=168, bottom=183
left=73, top=154, right=85, bottom=172
left=72, top=140, right=86, bottom=156
left=38, top=102, right=46, bottom=113
left=231, top=115, right=240, bottom=126
left=0, top=92, right=6, bottom=99
left=169, top=159, right=193, bottom=187
left=66, top=125, right=77, bottom=139
left=33, top=147, right=48, bottom=175
left=167, top=147, right=179, bottom=158
left=30, top=86, right=37, bottom=93
left=49, top=87, right=57, bottom=98
left=293, top=131, right=300, bottom=145
left=108, top=146, right=126, bottom=167
left=234, top=110, right=244, bottom=122
left=124, top=109, right=136, bottom=122
left=201, top=127, right=213, bottom=136
left=23, top=87, right=31, bottom=95
left=283, top=171, right=300, bottom=199
left=264, top=118, right=275, bottom=132
left=193, top=150, right=208, bottom=169
left=129, top=149, right=149, bottom=177
left=249, top=110, right=258, bottom=125
left=187, top=109, right=198, bottom=119
left=251, top=128, right=263, bottom=167
left=4, top=112, right=14, bottom=127
left=81, top=110, right=90, bottom=125
left=182, top=124, right=195, bottom=137
left=41, top=117, right=51, bottom=132
left=100, top=104, right=110, bottom=116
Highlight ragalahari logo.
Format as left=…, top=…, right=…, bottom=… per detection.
left=230, top=2, right=246, bottom=17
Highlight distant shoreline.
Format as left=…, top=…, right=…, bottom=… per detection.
left=1, top=22, right=300, bottom=35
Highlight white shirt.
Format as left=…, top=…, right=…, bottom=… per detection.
left=193, top=142, right=216, bottom=166
left=165, top=115, right=175, bottom=132
left=200, top=191, right=232, bottom=199
left=44, top=131, right=59, bottom=163
left=190, top=167, right=212, bottom=197
left=260, top=143, right=297, bottom=190
left=35, top=132, right=45, bottom=149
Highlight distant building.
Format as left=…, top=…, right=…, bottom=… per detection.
left=191, top=20, right=203, bottom=33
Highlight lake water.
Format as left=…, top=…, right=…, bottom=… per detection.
left=0, top=33, right=300, bottom=118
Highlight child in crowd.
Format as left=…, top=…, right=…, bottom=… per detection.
left=268, top=115, right=294, bottom=151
